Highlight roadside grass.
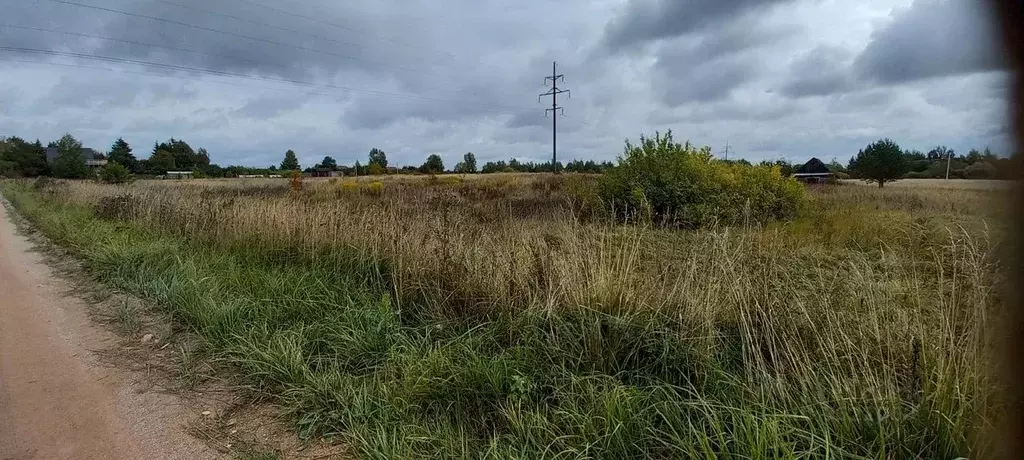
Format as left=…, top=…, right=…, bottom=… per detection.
left=0, top=176, right=1008, bottom=459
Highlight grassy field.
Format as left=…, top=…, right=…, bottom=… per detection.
left=0, top=173, right=1013, bottom=458
left=842, top=178, right=1017, bottom=190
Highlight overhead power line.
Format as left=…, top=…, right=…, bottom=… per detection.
left=42, top=0, right=469, bottom=82
left=0, top=24, right=505, bottom=102
left=539, top=61, right=570, bottom=167
left=5, top=57, right=348, bottom=100
left=0, top=46, right=536, bottom=112
left=227, top=0, right=461, bottom=62
left=148, top=0, right=370, bottom=52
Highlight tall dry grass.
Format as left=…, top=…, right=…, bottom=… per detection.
left=7, top=175, right=1011, bottom=457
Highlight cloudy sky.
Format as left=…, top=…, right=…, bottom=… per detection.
left=0, top=0, right=1013, bottom=168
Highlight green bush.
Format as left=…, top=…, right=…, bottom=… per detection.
left=965, top=161, right=996, bottom=179
left=99, top=162, right=133, bottom=184
left=598, top=131, right=805, bottom=227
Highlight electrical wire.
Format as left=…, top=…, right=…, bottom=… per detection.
left=0, top=24, right=503, bottom=101
left=226, top=0, right=462, bottom=61
left=0, top=46, right=537, bottom=112
left=42, top=0, right=473, bottom=82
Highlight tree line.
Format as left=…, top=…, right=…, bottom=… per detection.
left=4, top=132, right=1015, bottom=183
left=295, top=149, right=614, bottom=176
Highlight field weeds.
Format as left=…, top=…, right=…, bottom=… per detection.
left=0, top=174, right=1012, bottom=458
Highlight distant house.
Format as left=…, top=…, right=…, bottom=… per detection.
left=45, top=147, right=108, bottom=168
left=45, top=147, right=108, bottom=169
left=309, top=168, right=341, bottom=178
left=793, top=158, right=834, bottom=184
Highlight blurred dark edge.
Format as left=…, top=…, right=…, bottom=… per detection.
left=989, top=0, right=1024, bottom=458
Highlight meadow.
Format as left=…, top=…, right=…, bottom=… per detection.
left=0, top=174, right=1014, bottom=459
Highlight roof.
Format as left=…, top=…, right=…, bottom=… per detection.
left=44, top=147, right=103, bottom=163
left=794, top=157, right=832, bottom=175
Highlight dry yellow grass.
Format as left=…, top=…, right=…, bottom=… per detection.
left=842, top=178, right=1017, bottom=190
left=7, top=175, right=1011, bottom=457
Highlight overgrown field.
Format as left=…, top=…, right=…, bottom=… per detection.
left=0, top=174, right=1013, bottom=459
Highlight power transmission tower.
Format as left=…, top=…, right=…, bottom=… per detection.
left=539, top=61, right=570, bottom=171
left=723, top=141, right=731, bottom=161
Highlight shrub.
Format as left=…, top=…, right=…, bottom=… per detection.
left=368, top=163, right=386, bottom=176
left=598, top=130, right=804, bottom=227
left=338, top=180, right=360, bottom=194
left=965, top=161, right=996, bottom=179
left=99, top=162, right=133, bottom=184
left=289, top=171, right=303, bottom=193
left=365, top=181, right=384, bottom=196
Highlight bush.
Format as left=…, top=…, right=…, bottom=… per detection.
left=368, top=163, right=386, bottom=176
left=99, top=162, right=133, bottom=184
left=965, top=161, right=996, bottom=179
left=365, top=181, right=384, bottom=196
left=598, top=131, right=804, bottom=227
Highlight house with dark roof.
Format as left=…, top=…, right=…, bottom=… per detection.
left=793, top=158, right=834, bottom=184
left=44, top=147, right=108, bottom=169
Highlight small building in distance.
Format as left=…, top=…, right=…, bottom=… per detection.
left=44, top=146, right=108, bottom=169
left=309, top=168, right=342, bottom=178
left=164, top=171, right=194, bottom=180
left=792, top=158, right=834, bottom=184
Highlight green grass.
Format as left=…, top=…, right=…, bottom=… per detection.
left=0, top=179, right=1004, bottom=459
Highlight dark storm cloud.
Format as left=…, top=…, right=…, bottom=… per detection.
left=600, top=0, right=793, bottom=51
left=0, top=0, right=1008, bottom=167
left=779, top=45, right=856, bottom=98
left=648, top=17, right=798, bottom=107
left=657, top=98, right=801, bottom=124
left=658, top=58, right=756, bottom=105
left=853, top=0, right=1006, bottom=83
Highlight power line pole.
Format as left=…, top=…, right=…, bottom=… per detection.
left=945, top=148, right=952, bottom=180
left=723, top=141, right=731, bottom=161
left=539, top=61, right=570, bottom=171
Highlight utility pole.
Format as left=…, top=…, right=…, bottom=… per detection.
left=945, top=148, right=952, bottom=180
left=723, top=141, right=731, bottom=161
left=539, top=61, right=570, bottom=172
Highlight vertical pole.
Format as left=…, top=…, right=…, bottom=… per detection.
left=539, top=61, right=569, bottom=174
left=945, top=149, right=952, bottom=180
left=552, top=62, right=557, bottom=169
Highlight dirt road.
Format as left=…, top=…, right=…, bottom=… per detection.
left=0, top=202, right=219, bottom=460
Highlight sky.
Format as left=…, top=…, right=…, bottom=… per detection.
left=0, top=0, right=1013, bottom=168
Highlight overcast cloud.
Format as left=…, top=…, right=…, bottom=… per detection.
left=0, top=0, right=1013, bottom=168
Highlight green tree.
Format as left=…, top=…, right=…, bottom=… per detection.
left=454, top=151, right=477, bottom=173
left=965, top=148, right=983, bottom=164
left=850, top=138, right=907, bottom=188
left=420, top=154, right=444, bottom=174
left=367, top=163, right=386, bottom=175
left=319, top=155, right=337, bottom=170
left=52, top=133, right=90, bottom=179
left=280, top=149, right=300, bottom=171
left=99, top=162, right=133, bottom=184
left=145, top=149, right=177, bottom=175
left=0, top=137, right=48, bottom=177
left=153, top=138, right=198, bottom=170
left=368, top=148, right=387, bottom=169
left=107, top=137, right=139, bottom=173
left=965, top=161, right=996, bottom=179
left=195, top=147, right=211, bottom=167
